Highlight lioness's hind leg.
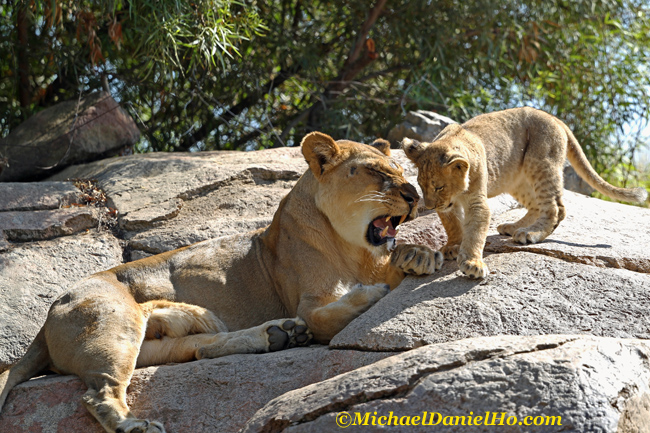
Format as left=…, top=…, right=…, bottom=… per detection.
left=197, top=318, right=312, bottom=359
left=81, top=380, right=165, bottom=433
left=45, top=279, right=166, bottom=433
left=141, top=300, right=227, bottom=340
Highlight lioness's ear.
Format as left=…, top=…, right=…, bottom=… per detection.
left=369, top=138, right=391, bottom=156
left=401, top=137, right=424, bottom=162
left=301, top=132, right=342, bottom=179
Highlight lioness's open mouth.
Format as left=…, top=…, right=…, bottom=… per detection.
left=367, top=214, right=407, bottom=248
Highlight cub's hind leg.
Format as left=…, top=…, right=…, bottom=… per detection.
left=513, top=166, right=566, bottom=244
left=497, top=181, right=539, bottom=236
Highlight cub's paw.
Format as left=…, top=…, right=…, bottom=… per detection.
left=391, top=244, right=443, bottom=275
left=116, top=419, right=165, bottom=433
left=458, top=257, right=489, bottom=279
left=497, top=222, right=517, bottom=237
left=440, top=243, right=460, bottom=260
left=266, top=318, right=312, bottom=352
left=513, top=228, right=545, bottom=245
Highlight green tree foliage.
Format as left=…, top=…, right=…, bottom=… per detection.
left=1, top=0, right=649, bottom=186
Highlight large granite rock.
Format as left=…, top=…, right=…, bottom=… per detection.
left=0, top=92, right=140, bottom=181
left=243, top=335, right=650, bottom=433
left=330, top=252, right=650, bottom=351
left=1, top=143, right=648, bottom=433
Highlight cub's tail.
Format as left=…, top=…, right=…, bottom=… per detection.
left=560, top=121, right=648, bottom=203
left=0, top=329, right=50, bottom=413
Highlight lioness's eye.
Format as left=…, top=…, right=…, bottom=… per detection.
left=435, top=186, right=444, bottom=192
left=367, top=168, right=388, bottom=180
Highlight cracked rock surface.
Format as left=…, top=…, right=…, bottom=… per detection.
left=242, top=335, right=650, bottom=433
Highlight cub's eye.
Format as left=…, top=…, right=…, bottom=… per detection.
left=435, top=186, right=445, bottom=192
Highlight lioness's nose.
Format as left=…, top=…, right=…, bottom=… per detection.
left=400, top=184, right=419, bottom=205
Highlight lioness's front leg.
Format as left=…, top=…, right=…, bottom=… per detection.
left=390, top=243, right=444, bottom=275
left=298, top=283, right=391, bottom=343
left=458, top=197, right=491, bottom=279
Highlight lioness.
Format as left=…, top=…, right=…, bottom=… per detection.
left=403, top=107, right=648, bottom=279
left=0, top=132, right=442, bottom=433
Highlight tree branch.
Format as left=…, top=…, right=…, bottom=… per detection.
left=342, top=0, right=388, bottom=72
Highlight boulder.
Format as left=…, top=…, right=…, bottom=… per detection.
left=0, top=207, right=98, bottom=242
left=0, top=92, right=140, bottom=181
left=0, top=182, right=81, bottom=212
left=386, top=110, right=456, bottom=146
left=242, top=335, right=650, bottom=433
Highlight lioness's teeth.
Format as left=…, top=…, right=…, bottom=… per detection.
left=385, top=216, right=391, bottom=222
left=381, top=226, right=389, bottom=237
left=387, top=238, right=396, bottom=251
left=399, top=214, right=407, bottom=225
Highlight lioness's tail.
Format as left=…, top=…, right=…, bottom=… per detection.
left=560, top=121, right=648, bottom=203
left=0, top=329, right=50, bottom=413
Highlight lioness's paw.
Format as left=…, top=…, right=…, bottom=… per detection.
left=347, top=283, right=390, bottom=308
left=513, top=228, right=545, bottom=245
left=440, top=243, right=460, bottom=260
left=116, top=419, right=165, bottom=433
left=458, top=257, right=489, bottom=279
left=266, top=318, right=312, bottom=352
left=391, top=244, right=443, bottom=275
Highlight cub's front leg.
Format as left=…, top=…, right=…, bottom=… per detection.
left=457, top=198, right=491, bottom=279
left=390, top=243, right=443, bottom=275
left=437, top=208, right=463, bottom=260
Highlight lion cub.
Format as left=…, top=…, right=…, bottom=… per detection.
left=403, top=107, right=648, bottom=279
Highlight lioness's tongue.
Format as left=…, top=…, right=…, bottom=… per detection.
left=373, top=218, right=397, bottom=238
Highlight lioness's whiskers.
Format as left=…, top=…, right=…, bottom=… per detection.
left=355, top=192, right=389, bottom=204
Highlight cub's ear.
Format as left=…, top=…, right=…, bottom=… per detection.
left=446, top=155, right=469, bottom=176
left=401, top=137, right=425, bottom=162
left=301, top=132, right=342, bottom=179
left=369, top=138, right=391, bottom=156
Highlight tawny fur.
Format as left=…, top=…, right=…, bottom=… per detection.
left=403, top=107, right=648, bottom=279
left=0, top=132, right=442, bottom=433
